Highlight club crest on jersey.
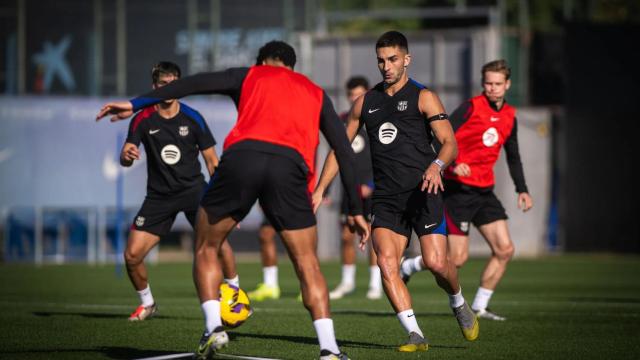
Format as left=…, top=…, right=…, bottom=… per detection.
left=482, top=127, right=499, bottom=147
left=351, top=134, right=365, bottom=153
left=136, top=216, right=145, bottom=227
left=397, top=101, right=408, bottom=111
left=179, top=126, right=189, bottom=136
left=378, top=122, right=398, bottom=144
left=161, top=144, right=181, bottom=165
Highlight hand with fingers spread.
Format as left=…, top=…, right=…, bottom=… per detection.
left=421, top=162, right=444, bottom=194
left=96, top=101, right=134, bottom=122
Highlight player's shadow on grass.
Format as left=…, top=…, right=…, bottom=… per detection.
left=230, top=331, right=392, bottom=350
left=332, top=309, right=452, bottom=318
left=32, top=311, right=189, bottom=320
left=229, top=332, right=466, bottom=351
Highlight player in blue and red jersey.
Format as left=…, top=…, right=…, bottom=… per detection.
left=109, top=61, right=239, bottom=322
left=97, top=41, right=368, bottom=360
left=401, top=59, right=534, bottom=321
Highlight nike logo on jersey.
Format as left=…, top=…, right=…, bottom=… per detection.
left=368, top=108, right=380, bottom=114
left=149, top=129, right=160, bottom=134
left=490, top=116, right=500, bottom=122
left=424, top=223, right=437, bottom=229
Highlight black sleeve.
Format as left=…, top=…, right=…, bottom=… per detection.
left=194, top=112, right=216, bottom=151
left=432, top=100, right=472, bottom=154
left=504, top=117, right=529, bottom=193
left=130, top=67, right=249, bottom=111
left=319, top=92, right=363, bottom=216
left=126, top=112, right=143, bottom=146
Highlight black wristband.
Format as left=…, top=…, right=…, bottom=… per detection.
left=427, top=113, right=449, bottom=122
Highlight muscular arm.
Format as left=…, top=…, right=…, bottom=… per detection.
left=130, top=68, right=248, bottom=111
left=97, top=68, right=248, bottom=121
left=200, top=147, right=219, bottom=177
left=420, top=90, right=457, bottom=167
left=418, top=89, right=458, bottom=193
left=504, top=118, right=529, bottom=193
left=314, top=94, right=364, bottom=211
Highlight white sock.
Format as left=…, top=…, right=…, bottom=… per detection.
left=449, top=287, right=465, bottom=309
left=368, top=266, right=381, bottom=289
left=263, top=266, right=278, bottom=287
left=397, top=309, right=423, bottom=337
left=224, top=275, right=240, bottom=288
left=412, top=256, right=424, bottom=272
left=313, top=318, right=340, bottom=354
left=471, top=287, right=494, bottom=311
left=201, top=300, right=222, bottom=335
left=137, top=285, right=154, bottom=307
left=401, top=256, right=424, bottom=276
left=341, top=264, right=356, bottom=286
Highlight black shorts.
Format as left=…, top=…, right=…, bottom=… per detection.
left=200, top=149, right=316, bottom=232
left=443, top=180, right=508, bottom=236
left=132, top=184, right=205, bottom=236
left=340, top=194, right=372, bottom=222
left=371, top=187, right=446, bottom=239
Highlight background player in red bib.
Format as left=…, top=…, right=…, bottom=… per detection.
left=401, top=59, right=533, bottom=321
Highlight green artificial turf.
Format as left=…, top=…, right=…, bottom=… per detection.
left=1, top=255, right=639, bottom=359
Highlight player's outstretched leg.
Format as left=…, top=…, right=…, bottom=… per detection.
left=280, top=226, right=350, bottom=359
left=124, top=229, right=161, bottom=321
left=471, top=220, right=514, bottom=321
left=419, top=233, right=479, bottom=341
left=373, top=228, right=429, bottom=352
left=193, top=210, right=237, bottom=358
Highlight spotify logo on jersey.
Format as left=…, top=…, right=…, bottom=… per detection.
left=378, top=122, right=398, bottom=144
left=482, top=127, right=499, bottom=147
left=351, top=134, right=365, bottom=153
left=161, top=144, right=181, bottom=165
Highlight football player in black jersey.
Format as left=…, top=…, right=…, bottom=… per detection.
left=107, top=62, right=239, bottom=321
left=313, top=31, right=479, bottom=352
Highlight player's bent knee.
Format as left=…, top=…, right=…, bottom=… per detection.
left=124, top=250, right=144, bottom=266
left=424, top=256, right=447, bottom=275
left=452, top=253, right=468, bottom=268
left=377, top=256, right=400, bottom=279
left=494, top=244, right=515, bottom=262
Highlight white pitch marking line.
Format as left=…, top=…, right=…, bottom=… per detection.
left=216, top=353, right=282, bottom=360
left=133, top=353, right=193, bottom=360
left=133, top=353, right=281, bottom=360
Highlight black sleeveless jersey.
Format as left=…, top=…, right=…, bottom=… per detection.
left=126, top=102, right=216, bottom=196
left=360, top=79, right=438, bottom=195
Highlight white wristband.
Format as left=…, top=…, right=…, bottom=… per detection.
left=432, top=158, right=445, bottom=170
